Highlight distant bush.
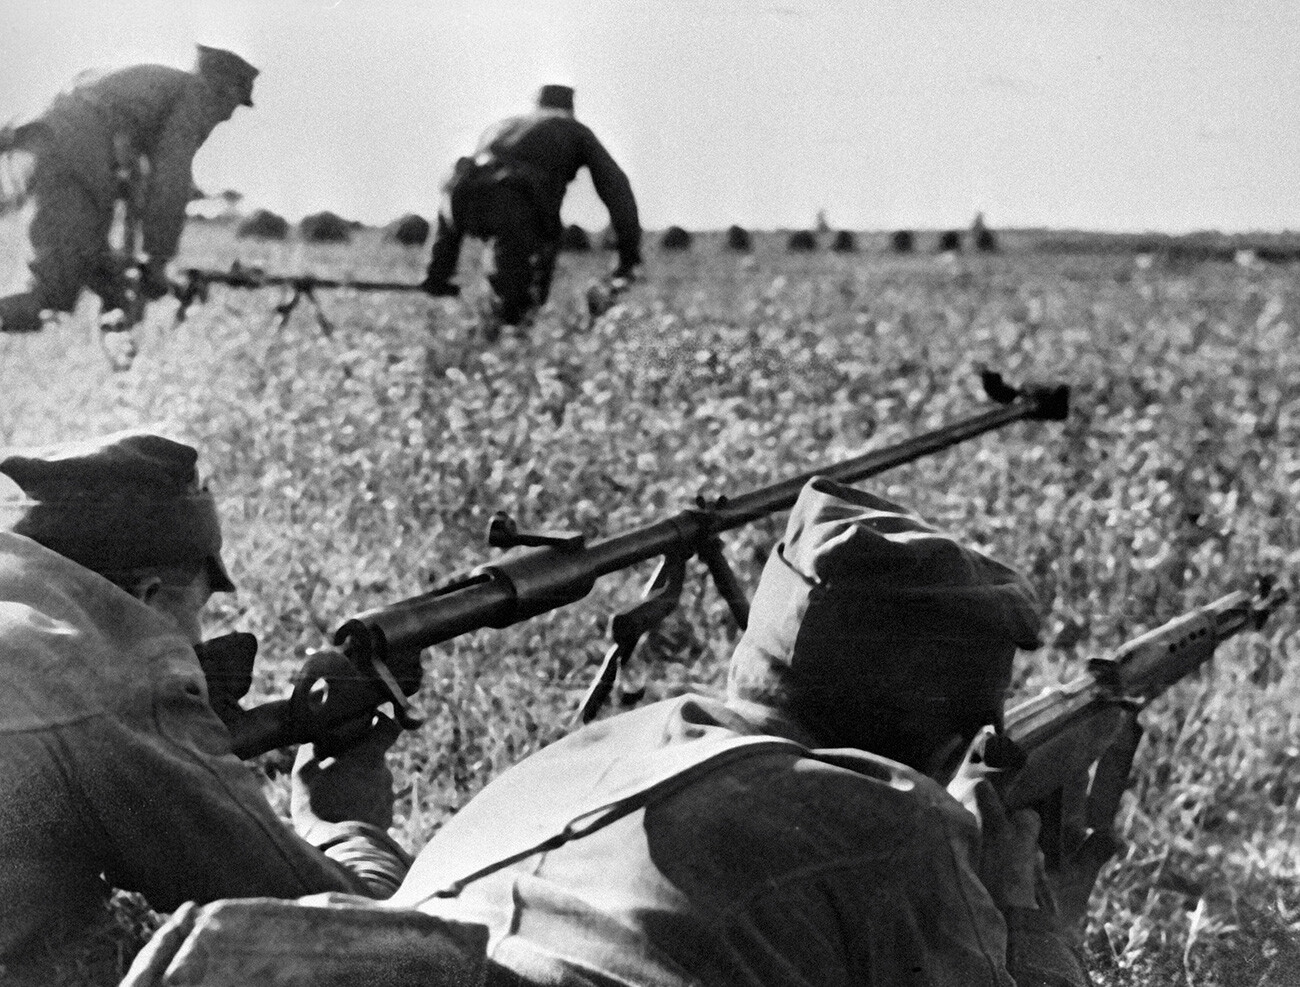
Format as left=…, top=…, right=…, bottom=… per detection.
left=599, top=226, right=619, bottom=251
left=386, top=213, right=431, bottom=247
left=725, top=225, right=752, bottom=252
left=787, top=230, right=817, bottom=253
left=830, top=230, right=857, bottom=253
left=660, top=226, right=693, bottom=251
left=560, top=224, right=591, bottom=252
left=937, top=230, right=963, bottom=253
left=891, top=230, right=915, bottom=254
left=300, top=211, right=353, bottom=243
left=236, top=209, right=290, bottom=241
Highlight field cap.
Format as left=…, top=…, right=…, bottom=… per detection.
left=728, top=477, right=1041, bottom=744
left=537, top=84, right=575, bottom=112
left=0, top=430, right=234, bottom=591
left=196, top=44, right=259, bottom=107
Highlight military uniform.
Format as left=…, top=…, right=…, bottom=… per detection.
left=0, top=433, right=409, bottom=981
left=122, top=479, right=1095, bottom=987
left=0, top=46, right=256, bottom=333
left=424, top=84, right=641, bottom=326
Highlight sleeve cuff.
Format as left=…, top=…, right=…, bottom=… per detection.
left=308, top=821, right=413, bottom=899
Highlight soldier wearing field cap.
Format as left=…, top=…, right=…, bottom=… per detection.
left=422, top=83, right=642, bottom=329
left=125, top=477, right=1097, bottom=987
left=0, top=430, right=410, bottom=982
left=0, top=45, right=258, bottom=334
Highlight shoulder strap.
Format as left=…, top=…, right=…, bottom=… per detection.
left=395, top=734, right=808, bottom=905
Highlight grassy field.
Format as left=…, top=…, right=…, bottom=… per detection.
left=3, top=221, right=1299, bottom=985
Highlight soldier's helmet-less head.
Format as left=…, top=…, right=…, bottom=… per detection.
left=727, top=476, right=1041, bottom=767
left=0, top=430, right=235, bottom=592
left=195, top=44, right=259, bottom=108
left=536, top=84, right=575, bottom=113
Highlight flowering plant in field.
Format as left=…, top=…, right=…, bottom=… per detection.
left=2, top=227, right=1298, bottom=985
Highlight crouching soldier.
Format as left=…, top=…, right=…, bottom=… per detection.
left=126, top=477, right=1105, bottom=986
left=0, top=46, right=257, bottom=334
left=0, top=431, right=410, bottom=985
left=422, top=84, right=641, bottom=331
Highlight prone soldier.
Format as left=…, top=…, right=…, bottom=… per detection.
left=0, top=431, right=411, bottom=984
left=127, top=477, right=1111, bottom=986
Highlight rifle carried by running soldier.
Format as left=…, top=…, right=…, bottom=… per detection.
left=171, top=262, right=427, bottom=335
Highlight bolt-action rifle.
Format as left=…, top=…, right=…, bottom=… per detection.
left=206, top=370, right=1068, bottom=759
left=986, top=579, right=1288, bottom=885
left=172, top=262, right=426, bottom=335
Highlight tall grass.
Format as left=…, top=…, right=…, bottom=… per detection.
left=2, top=224, right=1297, bottom=985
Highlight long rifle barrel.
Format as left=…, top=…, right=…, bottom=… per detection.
left=334, top=374, right=1068, bottom=667
left=179, top=267, right=422, bottom=293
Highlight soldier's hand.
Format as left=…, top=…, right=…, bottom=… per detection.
left=119, top=901, right=199, bottom=986
left=139, top=259, right=173, bottom=300
left=610, top=260, right=639, bottom=283
left=947, top=728, right=1041, bottom=912
left=1047, top=712, right=1142, bottom=931
left=290, top=712, right=401, bottom=840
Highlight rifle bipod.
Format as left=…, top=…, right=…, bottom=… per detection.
left=172, top=264, right=428, bottom=336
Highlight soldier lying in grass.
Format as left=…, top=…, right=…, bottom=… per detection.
left=0, top=431, right=411, bottom=985
left=127, top=477, right=1111, bottom=986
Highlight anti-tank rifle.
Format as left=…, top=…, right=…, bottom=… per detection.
left=172, top=262, right=427, bottom=335
left=213, top=370, right=1069, bottom=759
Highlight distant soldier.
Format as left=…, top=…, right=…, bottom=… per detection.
left=0, top=431, right=410, bottom=983
left=422, top=84, right=642, bottom=328
left=0, top=45, right=258, bottom=334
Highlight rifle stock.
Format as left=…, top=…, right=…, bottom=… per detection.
left=225, top=371, right=1069, bottom=758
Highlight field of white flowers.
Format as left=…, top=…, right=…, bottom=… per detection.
left=2, top=222, right=1298, bottom=985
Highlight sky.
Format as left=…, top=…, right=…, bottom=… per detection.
left=3, top=0, right=1299, bottom=234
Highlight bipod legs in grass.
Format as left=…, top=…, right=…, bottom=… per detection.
left=274, top=284, right=334, bottom=337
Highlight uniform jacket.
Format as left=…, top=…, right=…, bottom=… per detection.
left=467, top=109, right=641, bottom=266
left=391, top=694, right=1091, bottom=987
left=30, top=64, right=232, bottom=262
left=0, top=532, right=407, bottom=963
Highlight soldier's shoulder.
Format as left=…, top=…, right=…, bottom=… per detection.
left=95, top=63, right=192, bottom=87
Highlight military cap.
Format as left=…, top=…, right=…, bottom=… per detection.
left=195, top=44, right=259, bottom=107
left=0, top=430, right=234, bottom=591
left=537, top=84, right=575, bottom=112
left=728, top=477, right=1041, bottom=742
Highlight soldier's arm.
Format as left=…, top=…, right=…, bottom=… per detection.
left=79, top=654, right=409, bottom=911
left=140, top=94, right=217, bottom=265
left=579, top=126, right=642, bottom=272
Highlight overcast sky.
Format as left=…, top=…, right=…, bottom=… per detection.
left=3, top=0, right=1298, bottom=233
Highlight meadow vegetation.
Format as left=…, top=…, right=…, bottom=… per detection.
left=2, top=223, right=1298, bottom=985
